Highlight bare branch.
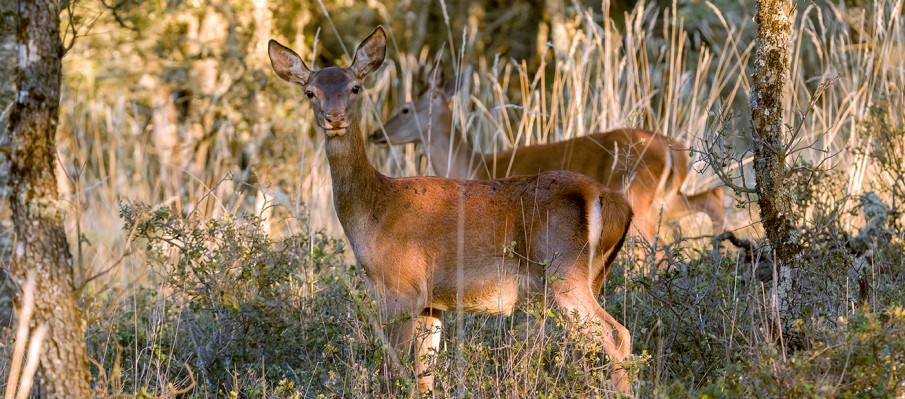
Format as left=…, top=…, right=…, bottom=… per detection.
left=61, top=0, right=78, bottom=55
left=695, top=107, right=758, bottom=194
left=714, top=230, right=758, bottom=252
left=786, top=74, right=841, bottom=154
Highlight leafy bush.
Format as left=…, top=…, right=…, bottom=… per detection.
left=88, top=203, right=394, bottom=396
left=700, top=308, right=905, bottom=398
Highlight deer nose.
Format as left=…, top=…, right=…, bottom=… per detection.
left=369, top=130, right=386, bottom=143
left=325, top=112, right=345, bottom=123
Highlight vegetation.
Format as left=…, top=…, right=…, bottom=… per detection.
left=4, top=0, right=91, bottom=397
left=1, top=0, right=903, bottom=397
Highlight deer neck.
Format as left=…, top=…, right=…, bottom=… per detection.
left=323, top=121, right=386, bottom=235
left=421, top=107, right=483, bottom=179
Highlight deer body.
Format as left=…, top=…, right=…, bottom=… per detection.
left=371, top=69, right=725, bottom=242
left=341, top=166, right=628, bottom=316
left=270, top=27, right=635, bottom=396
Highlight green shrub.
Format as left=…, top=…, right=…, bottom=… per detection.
left=88, top=203, right=393, bottom=396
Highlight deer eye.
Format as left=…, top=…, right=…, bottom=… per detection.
left=351, top=85, right=361, bottom=94
left=401, top=107, right=410, bottom=114
left=305, top=91, right=314, bottom=99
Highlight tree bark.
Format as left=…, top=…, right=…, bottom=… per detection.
left=750, top=0, right=803, bottom=324
left=0, top=0, right=18, bottom=329
left=8, top=0, right=92, bottom=397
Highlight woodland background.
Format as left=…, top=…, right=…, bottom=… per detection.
left=1, top=0, right=904, bottom=397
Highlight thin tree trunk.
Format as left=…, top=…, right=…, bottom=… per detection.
left=0, top=0, right=18, bottom=329
left=750, top=0, right=803, bottom=324
left=7, top=0, right=91, bottom=397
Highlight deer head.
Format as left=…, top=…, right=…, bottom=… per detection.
left=268, top=26, right=386, bottom=137
left=369, top=62, right=460, bottom=145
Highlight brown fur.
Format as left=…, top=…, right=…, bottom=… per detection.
left=370, top=68, right=726, bottom=242
left=270, top=26, right=635, bottom=396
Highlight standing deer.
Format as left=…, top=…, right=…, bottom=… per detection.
left=369, top=65, right=725, bottom=244
left=269, top=27, right=635, bottom=395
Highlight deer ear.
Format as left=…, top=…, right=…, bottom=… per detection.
left=350, top=26, right=387, bottom=79
left=444, top=72, right=465, bottom=97
left=413, top=63, right=431, bottom=96
left=443, top=66, right=471, bottom=97
left=425, top=61, right=445, bottom=94
left=414, top=62, right=445, bottom=97
left=269, top=40, right=312, bottom=86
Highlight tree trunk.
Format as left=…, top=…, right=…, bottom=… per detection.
left=7, top=0, right=92, bottom=397
left=750, top=0, right=803, bottom=325
left=0, top=0, right=18, bottom=329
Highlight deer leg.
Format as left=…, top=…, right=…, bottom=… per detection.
left=695, top=188, right=726, bottom=232
left=630, top=211, right=655, bottom=245
left=406, top=308, right=442, bottom=394
left=625, top=185, right=667, bottom=270
left=627, top=203, right=668, bottom=269
left=379, top=292, right=442, bottom=394
left=624, top=185, right=657, bottom=245
left=551, top=280, right=633, bottom=397
left=663, top=189, right=726, bottom=233
left=379, top=295, right=433, bottom=393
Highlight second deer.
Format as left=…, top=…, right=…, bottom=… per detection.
left=370, top=64, right=725, bottom=245
left=270, top=27, right=636, bottom=396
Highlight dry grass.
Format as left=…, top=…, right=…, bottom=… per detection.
left=1, top=0, right=903, bottom=397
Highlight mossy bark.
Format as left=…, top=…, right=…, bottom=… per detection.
left=750, top=0, right=803, bottom=324
left=7, top=0, right=91, bottom=397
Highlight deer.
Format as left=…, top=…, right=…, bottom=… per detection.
left=369, top=64, right=726, bottom=246
left=269, top=27, right=636, bottom=396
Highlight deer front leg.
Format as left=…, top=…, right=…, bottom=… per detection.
left=384, top=307, right=442, bottom=395
left=694, top=188, right=726, bottom=232
left=379, top=293, right=441, bottom=395
left=407, top=308, right=442, bottom=394
left=663, top=189, right=726, bottom=234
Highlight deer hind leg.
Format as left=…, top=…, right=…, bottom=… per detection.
left=550, top=279, right=633, bottom=396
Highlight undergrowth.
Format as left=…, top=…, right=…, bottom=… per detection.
left=71, top=185, right=904, bottom=398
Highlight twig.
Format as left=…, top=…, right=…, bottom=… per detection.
left=168, top=363, right=197, bottom=396
left=62, top=0, right=78, bottom=55
left=787, top=74, right=841, bottom=154
left=76, top=249, right=133, bottom=296
left=3, top=273, right=36, bottom=399
left=697, top=108, right=758, bottom=194
left=14, top=326, right=47, bottom=399
left=713, top=230, right=757, bottom=253
left=104, top=363, right=195, bottom=398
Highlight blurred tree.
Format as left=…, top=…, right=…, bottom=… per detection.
left=749, top=0, right=802, bottom=326
left=0, top=0, right=17, bottom=328
left=7, top=0, right=91, bottom=397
